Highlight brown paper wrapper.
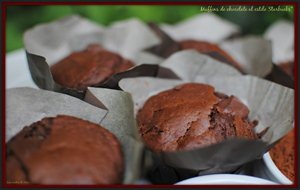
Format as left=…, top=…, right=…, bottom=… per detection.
left=25, top=51, right=178, bottom=98
left=23, top=15, right=180, bottom=98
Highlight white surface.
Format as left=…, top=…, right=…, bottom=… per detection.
left=262, top=152, right=293, bottom=184
left=252, top=152, right=293, bottom=184
left=176, top=174, right=277, bottom=185
left=6, top=49, right=37, bottom=89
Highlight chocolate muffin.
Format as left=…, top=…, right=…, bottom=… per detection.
left=137, top=83, right=257, bottom=152
left=51, top=44, right=134, bottom=90
left=269, top=129, right=294, bottom=181
left=6, top=115, right=124, bottom=184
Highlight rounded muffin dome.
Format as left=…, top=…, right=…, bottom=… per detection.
left=137, top=83, right=257, bottom=152
left=6, top=115, right=124, bottom=184
left=51, top=44, right=134, bottom=90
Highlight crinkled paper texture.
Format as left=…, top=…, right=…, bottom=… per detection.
left=24, top=15, right=161, bottom=65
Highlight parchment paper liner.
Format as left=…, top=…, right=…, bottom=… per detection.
left=25, top=51, right=178, bottom=99
left=23, top=15, right=175, bottom=97
left=146, top=21, right=293, bottom=88
left=159, top=50, right=241, bottom=81
left=160, top=13, right=241, bottom=43
left=158, top=13, right=272, bottom=77
left=100, top=50, right=241, bottom=92
left=25, top=48, right=239, bottom=98
left=119, top=75, right=294, bottom=181
left=6, top=87, right=143, bottom=184
left=101, top=50, right=242, bottom=90
left=23, top=15, right=161, bottom=65
left=23, top=14, right=293, bottom=89
left=219, top=36, right=273, bottom=77
left=148, top=22, right=274, bottom=78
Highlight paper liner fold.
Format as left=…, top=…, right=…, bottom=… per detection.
left=23, top=15, right=169, bottom=97
left=24, top=15, right=161, bottom=65
left=219, top=36, right=273, bottom=77
left=160, top=50, right=241, bottom=81
left=6, top=87, right=106, bottom=142
left=24, top=15, right=104, bottom=64
left=145, top=14, right=293, bottom=89
left=26, top=50, right=179, bottom=98
left=160, top=13, right=240, bottom=43
left=146, top=20, right=275, bottom=79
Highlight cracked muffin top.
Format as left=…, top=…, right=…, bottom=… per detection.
left=137, top=83, right=257, bottom=152
left=51, top=44, right=134, bottom=90
left=6, top=115, right=124, bottom=184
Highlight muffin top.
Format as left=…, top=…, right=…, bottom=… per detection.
left=6, top=115, right=124, bottom=184
left=137, top=83, right=257, bottom=152
left=51, top=44, right=134, bottom=90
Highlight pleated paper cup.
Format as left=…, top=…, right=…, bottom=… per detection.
left=23, top=15, right=172, bottom=98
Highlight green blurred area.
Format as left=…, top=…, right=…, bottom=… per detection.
left=6, top=5, right=294, bottom=52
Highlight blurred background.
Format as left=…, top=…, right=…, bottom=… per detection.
left=6, top=5, right=294, bottom=52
